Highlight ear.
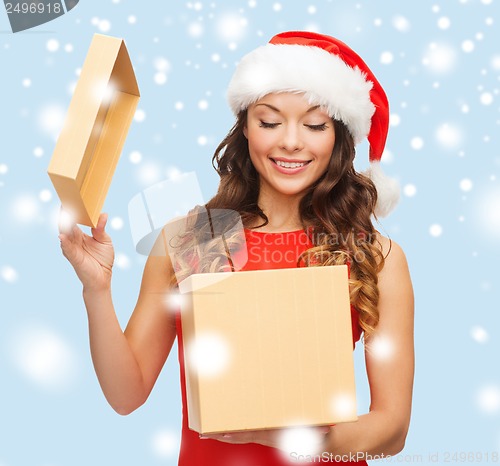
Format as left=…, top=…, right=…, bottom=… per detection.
left=243, top=124, right=248, bottom=139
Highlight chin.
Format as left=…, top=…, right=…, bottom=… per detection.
left=271, top=182, right=312, bottom=198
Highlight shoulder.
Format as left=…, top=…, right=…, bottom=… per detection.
left=372, top=232, right=413, bottom=308
left=373, top=232, right=409, bottom=276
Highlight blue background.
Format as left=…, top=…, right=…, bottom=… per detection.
left=1, top=1, right=500, bottom=465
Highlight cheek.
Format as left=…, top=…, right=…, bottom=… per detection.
left=247, top=130, right=273, bottom=157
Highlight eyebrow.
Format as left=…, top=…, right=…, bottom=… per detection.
left=254, top=103, right=322, bottom=113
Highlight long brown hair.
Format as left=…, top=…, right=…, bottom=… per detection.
left=204, top=110, right=385, bottom=337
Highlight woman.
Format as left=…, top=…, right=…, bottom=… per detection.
left=59, top=31, right=414, bottom=465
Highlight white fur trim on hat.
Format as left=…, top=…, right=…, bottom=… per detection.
left=364, top=162, right=400, bottom=218
left=227, top=43, right=376, bottom=145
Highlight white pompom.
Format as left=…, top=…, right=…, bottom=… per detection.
left=364, top=162, right=400, bottom=217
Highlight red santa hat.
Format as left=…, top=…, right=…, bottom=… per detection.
left=227, top=31, right=399, bottom=217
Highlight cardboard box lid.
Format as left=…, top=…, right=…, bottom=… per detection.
left=47, top=33, right=140, bottom=227
left=179, top=265, right=358, bottom=434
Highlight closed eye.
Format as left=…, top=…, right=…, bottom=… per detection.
left=305, top=123, right=328, bottom=131
left=259, top=120, right=281, bottom=129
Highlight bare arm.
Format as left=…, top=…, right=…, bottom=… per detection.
left=59, top=213, right=178, bottom=415
left=322, top=236, right=415, bottom=458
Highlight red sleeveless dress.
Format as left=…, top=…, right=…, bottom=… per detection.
left=174, top=229, right=366, bottom=465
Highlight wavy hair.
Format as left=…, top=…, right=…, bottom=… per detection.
left=169, top=110, right=386, bottom=338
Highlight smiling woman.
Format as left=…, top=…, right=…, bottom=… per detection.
left=244, top=94, right=336, bottom=200
left=58, top=30, right=414, bottom=466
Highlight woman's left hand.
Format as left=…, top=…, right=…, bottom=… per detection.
left=203, top=426, right=331, bottom=451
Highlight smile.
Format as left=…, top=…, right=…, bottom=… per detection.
left=276, top=160, right=308, bottom=168
left=270, top=158, right=312, bottom=172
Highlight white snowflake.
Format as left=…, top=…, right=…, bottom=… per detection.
left=134, top=109, right=146, bottom=122
left=188, top=22, right=204, bottom=38
left=115, top=253, right=131, bottom=269
left=186, top=332, right=231, bottom=377
left=380, top=51, right=394, bottom=65
left=37, top=104, right=66, bottom=140
left=39, top=190, right=52, bottom=202
left=151, top=430, right=179, bottom=458
left=462, top=40, right=475, bottom=53
left=46, top=39, right=59, bottom=52
left=476, top=386, right=500, bottom=414
left=429, top=224, right=443, bottom=237
left=392, top=15, right=410, bottom=32
left=410, top=137, right=424, bottom=150
left=422, top=42, right=457, bottom=74
left=460, top=179, right=473, bottom=192
left=480, top=92, right=494, bottom=105
left=470, top=326, right=489, bottom=343
left=98, top=19, right=111, bottom=32
left=389, top=114, right=401, bottom=127
left=129, top=150, right=142, bottom=164
left=154, top=72, right=167, bottom=85
left=1, top=266, right=18, bottom=283
left=435, top=123, right=463, bottom=150
left=437, top=17, right=451, bottom=30
left=491, top=56, right=500, bottom=70
left=11, top=195, right=39, bottom=223
left=403, top=184, right=417, bottom=197
left=110, top=217, right=124, bottom=230
left=216, top=13, right=247, bottom=42
left=8, top=325, right=78, bottom=392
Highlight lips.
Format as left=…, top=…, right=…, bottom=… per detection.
left=270, top=157, right=312, bottom=167
left=269, top=157, right=312, bottom=174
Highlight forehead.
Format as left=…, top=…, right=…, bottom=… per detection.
left=250, top=92, right=329, bottom=115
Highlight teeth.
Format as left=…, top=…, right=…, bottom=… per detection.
left=276, top=160, right=307, bottom=168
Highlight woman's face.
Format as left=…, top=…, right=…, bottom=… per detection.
left=244, top=92, right=336, bottom=200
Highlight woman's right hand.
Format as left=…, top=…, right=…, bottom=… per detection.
left=58, top=211, right=115, bottom=292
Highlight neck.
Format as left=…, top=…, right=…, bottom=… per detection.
left=252, top=187, right=304, bottom=232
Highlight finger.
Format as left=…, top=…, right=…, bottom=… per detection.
left=91, top=213, right=111, bottom=243
left=58, top=206, right=77, bottom=236
left=58, top=233, right=78, bottom=263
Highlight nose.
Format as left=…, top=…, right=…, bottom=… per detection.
left=280, top=124, right=304, bottom=152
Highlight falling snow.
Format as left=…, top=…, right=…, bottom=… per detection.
left=435, top=123, right=463, bottom=150
left=186, top=332, right=231, bottom=377
left=470, top=326, right=489, bottom=344
left=403, top=184, right=417, bottom=197
left=151, top=430, right=179, bottom=458
left=2, top=2, right=500, bottom=465
left=422, top=42, right=457, bottom=74
left=110, top=217, right=124, bottom=230
left=476, top=386, right=500, bottom=414
left=429, top=224, right=443, bottom=237
left=129, top=150, right=142, bottom=164
left=1, top=265, right=19, bottom=283
left=392, top=15, right=411, bottom=32
left=8, top=325, right=78, bottom=391
left=410, top=137, right=424, bottom=150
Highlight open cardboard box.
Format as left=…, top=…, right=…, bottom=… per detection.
left=178, top=265, right=358, bottom=434
left=48, top=33, right=140, bottom=227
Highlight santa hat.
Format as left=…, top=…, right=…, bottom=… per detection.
left=227, top=31, right=399, bottom=217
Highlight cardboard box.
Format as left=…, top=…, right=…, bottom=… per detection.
left=47, top=33, right=140, bottom=227
left=178, top=265, right=358, bottom=434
